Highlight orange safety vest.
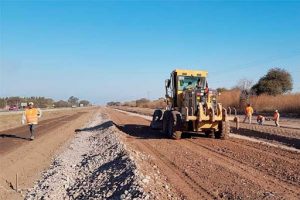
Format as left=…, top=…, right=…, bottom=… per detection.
left=25, top=108, right=39, bottom=124
left=274, top=112, right=279, bottom=120
left=245, top=106, right=253, bottom=115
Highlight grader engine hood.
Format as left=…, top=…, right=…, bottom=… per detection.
left=182, top=89, right=224, bottom=123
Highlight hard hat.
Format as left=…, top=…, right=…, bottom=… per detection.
left=28, top=102, right=34, bottom=106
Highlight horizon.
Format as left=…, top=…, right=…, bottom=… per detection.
left=1, top=1, right=300, bottom=104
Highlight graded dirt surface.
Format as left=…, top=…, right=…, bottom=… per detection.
left=114, top=106, right=300, bottom=149
left=0, top=107, right=96, bottom=200
left=108, top=108, right=300, bottom=200
left=0, top=108, right=88, bottom=131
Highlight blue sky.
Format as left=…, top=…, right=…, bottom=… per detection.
left=1, top=1, right=299, bottom=104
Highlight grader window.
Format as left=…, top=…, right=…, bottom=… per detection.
left=178, top=76, right=206, bottom=90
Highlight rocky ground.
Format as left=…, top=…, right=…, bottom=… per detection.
left=25, top=110, right=153, bottom=200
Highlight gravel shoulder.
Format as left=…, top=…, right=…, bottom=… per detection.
left=0, top=108, right=96, bottom=200
left=24, top=108, right=169, bottom=200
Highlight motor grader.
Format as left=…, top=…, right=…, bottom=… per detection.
left=150, top=69, right=229, bottom=139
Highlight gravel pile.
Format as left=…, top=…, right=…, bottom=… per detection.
left=25, top=111, right=149, bottom=200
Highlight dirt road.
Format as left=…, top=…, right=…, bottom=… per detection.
left=0, top=112, right=86, bottom=154
left=108, top=108, right=300, bottom=200
left=0, top=107, right=96, bottom=200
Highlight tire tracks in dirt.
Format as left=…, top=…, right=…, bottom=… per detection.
left=182, top=139, right=299, bottom=199
left=108, top=109, right=214, bottom=199
left=187, top=138, right=300, bottom=186
left=0, top=112, right=86, bottom=155
left=108, top=108, right=300, bottom=199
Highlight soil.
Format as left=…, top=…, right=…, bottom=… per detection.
left=108, top=108, right=300, bottom=200
left=0, top=107, right=96, bottom=200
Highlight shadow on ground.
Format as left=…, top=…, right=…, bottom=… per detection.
left=114, top=123, right=207, bottom=140
left=0, top=134, right=30, bottom=141
left=75, top=121, right=114, bottom=133
left=232, top=127, right=300, bottom=149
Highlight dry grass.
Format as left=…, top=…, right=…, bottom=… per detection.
left=218, top=90, right=300, bottom=116
left=218, top=89, right=241, bottom=109
left=123, top=99, right=166, bottom=109
left=250, top=93, right=300, bottom=114
left=139, top=99, right=166, bottom=109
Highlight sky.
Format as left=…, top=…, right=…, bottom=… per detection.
left=1, top=1, right=300, bottom=104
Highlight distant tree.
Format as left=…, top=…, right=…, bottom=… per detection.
left=216, top=87, right=228, bottom=93
left=235, top=79, right=253, bottom=92
left=123, top=101, right=136, bottom=107
left=107, top=101, right=121, bottom=106
left=136, top=98, right=150, bottom=107
left=7, top=96, right=22, bottom=106
left=54, top=100, right=70, bottom=108
left=251, top=68, right=293, bottom=95
left=79, top=100, right=90, bottom=106
left=68, top=96, right=79, bottom=106
left=0, top=98, right=6, bottom=108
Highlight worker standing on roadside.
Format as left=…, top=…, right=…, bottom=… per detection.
left=274, top=110, right=280, bottom=127
left=22, top=102, right=42, bottom=140
left=243, top=104, right=254, bottom=124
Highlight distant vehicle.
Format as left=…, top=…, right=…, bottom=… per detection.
left=9, top=105, right=18, bottom=111
left=71, top=105, right=77, bottom=108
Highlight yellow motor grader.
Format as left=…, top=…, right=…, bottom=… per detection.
left=150, top=69, right=229, bottom=139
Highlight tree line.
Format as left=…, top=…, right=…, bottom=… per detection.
left=0, top=96, right=90, bottom=109
left=217, top=68, right=293, bottom=96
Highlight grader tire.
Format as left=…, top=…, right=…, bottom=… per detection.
left=217, top=121, right=229, bottom=140
left=205, top=130, right=215, bottom=139
left=167, top=111, right=182, bottom=139
left=162, top=111, right=171, bottom=135
left=152, top=109, right=163, bottom=121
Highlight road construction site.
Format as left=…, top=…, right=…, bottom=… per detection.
left=0, top=106, right=299, bottom=199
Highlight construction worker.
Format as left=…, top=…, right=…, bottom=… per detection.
left=257, top=115, right=265, bottom=125
left=273, top=110, right=280, bottom=127
left=243, top=103, right=254, bottom=124
left=22, top=102, right=42, bottom=140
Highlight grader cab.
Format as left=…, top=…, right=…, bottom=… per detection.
left=150, top=69, right=229, bottom=139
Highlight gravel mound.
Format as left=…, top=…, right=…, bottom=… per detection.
left=25, top=111, right=149, bottom=200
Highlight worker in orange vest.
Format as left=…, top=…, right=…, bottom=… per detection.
left=257, top=114, right=265, bottom=125
left=273, top=110, right=280, bottom=127
left=243, top=103, right=254, bottom=124
left=22, top=102, right=42, bottom=140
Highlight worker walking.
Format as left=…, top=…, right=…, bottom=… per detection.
left=243, top=104, right=254, bottom=124
left=22, top=102, right=42, bottom=140
left=274, top=110, right=280, bottom=127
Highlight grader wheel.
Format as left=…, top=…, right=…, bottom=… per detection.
left=167, top=111, right=182, bottom=139
left=205, top=130, right=215, bottom=138
left=216, top=120, right=229, bottom=140
left=162, top=111, right=171, bottom=135
left=150, top=109, right=163, bottom=130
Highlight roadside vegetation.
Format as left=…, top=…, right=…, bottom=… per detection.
left=0, top=96, right=90, bottom=109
